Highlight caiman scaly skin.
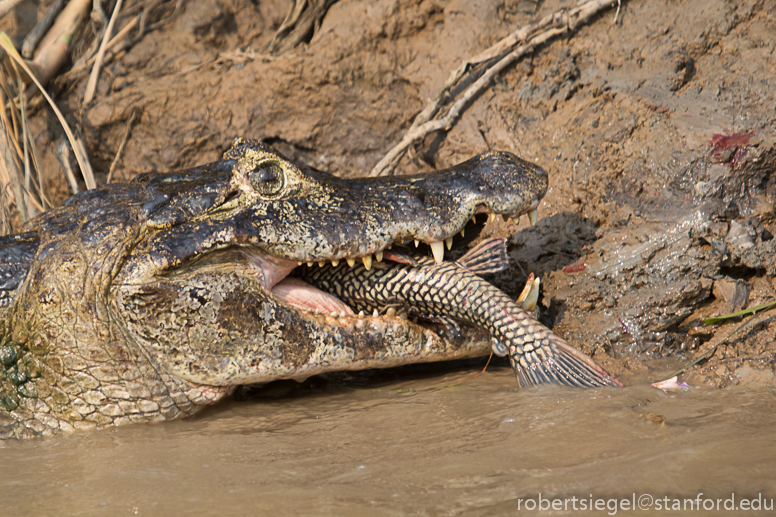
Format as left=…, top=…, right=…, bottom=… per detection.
left=0, top=138, right=550, bottom=439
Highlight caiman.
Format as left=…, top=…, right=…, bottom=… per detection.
left=0, top=138, right=619, bottom=439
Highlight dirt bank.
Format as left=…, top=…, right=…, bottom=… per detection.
left=11, top=0, right=776, bottom=387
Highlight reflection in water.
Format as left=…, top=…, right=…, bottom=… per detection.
left=2, top=361, right=775, bottom=515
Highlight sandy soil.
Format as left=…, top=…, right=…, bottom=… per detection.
left=12, top=0, right=776, bottom=387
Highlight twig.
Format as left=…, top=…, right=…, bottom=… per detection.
left=654, top=309, right=776, bottom=382
left=612, top=0, right=622, bottom=25
left=407, top=8, right=569, bottom=135
left=55, top=139, right=81, bottom=194
left=0, top=114, right=25, bottom=222
left=107, top=109, right=137, bottom=183
left=21, top=0, right=66, bottom=58
left=84, top=0, right=124, bottom=105
left=370, top=0, right=619, bottom=176
left=25, top=0, right=91, bottom=94
left=0, top=32, right=96, bottom=189
left=61, top=16, right=139, bottom=81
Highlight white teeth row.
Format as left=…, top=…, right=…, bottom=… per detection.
left=314, top=308, right=407, bottom=320
left=300, top=252, right=387, bottom=271
left=299, top=209, right=540, bottom=270
left=486, top=209, right=538, bottom=226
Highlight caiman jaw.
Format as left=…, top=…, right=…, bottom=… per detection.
left=267, top=206, right=540, bottom=318
left=131, top=142, right=548, bottom=337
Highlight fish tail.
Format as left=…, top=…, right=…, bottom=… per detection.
left=509, top=329, right=622, bottom=388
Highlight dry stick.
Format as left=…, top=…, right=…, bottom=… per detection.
left=84, top=0, right=124, bottom=105
left=613, top=0, right=622, bottom=24
left=655, top=310, right=776, bottom=382
left=372, top=28, right=563, bottom=176
left=0, top=0, right=23, bottom=19
left=55, top=140, right=81, bottom=194
left=25, top=0, right=91, bottom=99
left=19, top=78, right=32, bottom=212
left=0, top=33, right=95, bottom=189
left=20, top=82, right=50, bottom=209
left=64, top=1, right=181, bottom=84
left=371, top=0, right=619, bottom=176
left=0, top=71, right=20, bottom=148
left=107, top=109, right=137, bottom=183
left=0, top=119, right=25, bottom=222
left=31, top=0, right=91, bottom=61
left=0, top=73, right=24, bottom=160
left=63, top=16, right=139, bottom=80
left=21, top=0, right=66, bottom=58
left=407, top=9, right=567, bottom=135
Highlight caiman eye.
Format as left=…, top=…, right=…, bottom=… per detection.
left=249, top=163, right=285, bottom=197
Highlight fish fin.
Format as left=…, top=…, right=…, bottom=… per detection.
left=510, top=331, right=622, bottom=388
left=456, top=238, right=509, bottom=275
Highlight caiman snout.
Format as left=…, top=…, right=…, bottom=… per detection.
left=243, top=149, right=549, bottom=267
left=394, top=151, right=548, bottom=241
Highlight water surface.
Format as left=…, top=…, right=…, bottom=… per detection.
left=2, top=361, right=775, bottom=515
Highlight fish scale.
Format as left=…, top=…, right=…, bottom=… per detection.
left=298, top=244, right=621, bottom=388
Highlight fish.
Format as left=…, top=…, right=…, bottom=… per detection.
left=296, top=238, right=622, bottom=388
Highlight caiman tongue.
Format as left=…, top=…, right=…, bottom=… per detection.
left=241, top=247, right=354, bottom=314
left=272, top=278, right=354, bottom=315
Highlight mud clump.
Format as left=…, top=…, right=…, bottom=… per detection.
left=14, top=0, right=776, bottom=387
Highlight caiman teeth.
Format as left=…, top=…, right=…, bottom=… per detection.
left=375, top=251, right=383, bottom=262
left=362, top=255, right=372, bottom=270
left=386, top=307, right=397, bottom=317
left=307, top=262, right=314, bottom=267
left=471, top=217, right=477, bottom=224
left=460, top=228, right=465, bottom=237
left=331, top=260, right=339, bottom=267
left=347, top=258, right=356, bottom=267
left=489, top=213, right=496, bottom=223
left=430, top=241, right=445, bottom=264
left=372, top=309, right=379, bottom=317
left=318, top=261, right=325, bottom=267
left=445, top=237, right=453, bottom=250
left=528, top=208, right=538, bottom=226
left=414, top=239, right=419, bottom=247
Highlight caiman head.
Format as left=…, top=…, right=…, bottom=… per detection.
left=0, top=138, right=547, bottom=437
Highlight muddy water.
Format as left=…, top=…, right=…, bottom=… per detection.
left=2, top=362, right=775, bottom=516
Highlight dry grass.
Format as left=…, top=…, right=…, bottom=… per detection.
left=0, top=32, right=93, bottom=236
left=0, top=0, right=183, bottom=237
